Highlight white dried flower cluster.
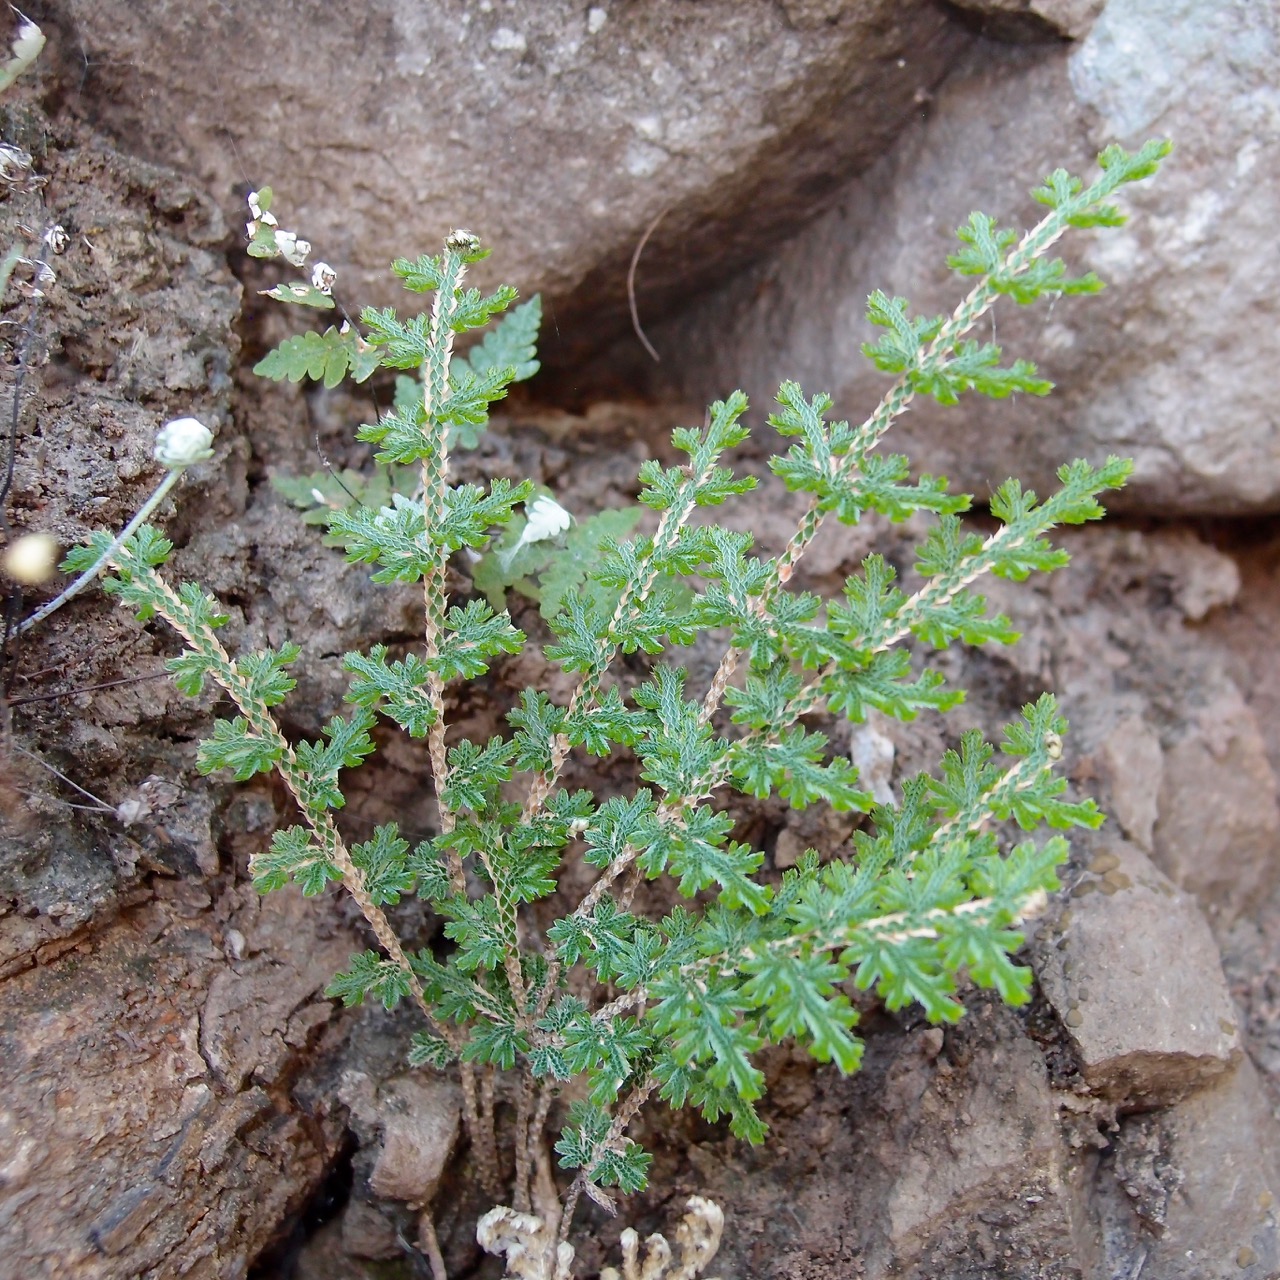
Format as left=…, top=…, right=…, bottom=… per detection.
left=475, top=1196, right=723, bottom=1280
left=446, top=227, right=482, bottom=254
left=153, top=417, right=215, bottom=470
left=311, top=260, right=337, bottom=294
left=246, top=190, right=311, bottom=267
left=476, top=1207, right=575, bottom=1280
left=599, top=1198, right=725, bottom=1280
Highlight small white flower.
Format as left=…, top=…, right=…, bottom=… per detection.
left=374, top=492, right=424, bottom=526
left=154, top=417, right=215, bottom=470
left=499, top=495, right=573, bottom=569
left=247, top=190, right=264, bottom=219
left=311, top=261, right=336, bottom=294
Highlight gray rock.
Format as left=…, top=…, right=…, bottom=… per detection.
left=64, top=0, right=969, bottom=355
left=1098, top=715, right=1162, bottom=852
left=1034, top=841, right=1242, bottom=1104
left=1093, top=1058, right=1280, bottom=1279
left=635, top=0, right=1280, bottom=514
left=1153, top=678, right=1280, bottom=922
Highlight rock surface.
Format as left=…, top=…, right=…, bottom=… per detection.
left=625, top=0, right=1280, bottom=514
left=59, top=0, right=968, bottom=358
left=0, top=883, right=357, bottom=1278
left=4, top=4, right=1280, bottom=1279
left=1033, top=840, right=1242, bottom=1105
left=1094, top=1059, right=1280, bottom=1279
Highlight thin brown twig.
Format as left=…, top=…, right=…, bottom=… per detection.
left=7, top=669, right=171, bottom=707
left=627, top=207, right=668, bottom=364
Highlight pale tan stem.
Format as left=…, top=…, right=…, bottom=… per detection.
left=124, top=559, right=459, bottom=1047
left=521, top=455, right=714, bottom=825
left=478, top=1064, right=500, bottom=1195
left=512, top=1065, right=534, bottom=1213
left=416, top=1211, right=448, bottom=1280
left=697, top=201, right=1079, bottom=731
left=458, top=1059, right=500, bottom=1199
left=557, top=1073, right=658, bottom=1245
left=420, top=262, right=466, bottom=893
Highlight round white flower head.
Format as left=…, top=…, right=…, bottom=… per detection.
left=3, top=532, right=59, bottom=586
left=154, top=417, right=215, bottom=470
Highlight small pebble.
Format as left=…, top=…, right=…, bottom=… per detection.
left=1089, top=852, right=1120, bottom=874
left=1065, top=1008, right=1083, bottom=1028
left=1236, top=1245, right=1257, bottom=1267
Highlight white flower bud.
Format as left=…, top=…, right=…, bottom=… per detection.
left=3, top=532, right=59, bottom=585
left=445, top=228, right=481, bottom=254
left=499, top=494, right=573, bottom=569
left=153, top=417, right=214, bottom=470
left=247, top=190, right=264, bottom=219
left=311, top=261, right=336, bottom=294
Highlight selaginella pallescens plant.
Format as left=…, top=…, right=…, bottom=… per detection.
left=58, top=140, right=1169, bottom=1279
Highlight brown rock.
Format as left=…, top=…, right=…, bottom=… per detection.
left=367, top=1074, right=462, bottom=1208
left=1154, top=678, right=1280, bottom=920
left=1034, top=841, right=1242, bottom=1104
left=1094, top=1058, right=1280, bottom=1278
left=1099, top=715, right=1163, bottom=852
left=949, top=0, right=1107, bottom=40
left=64, top=0, right=970, bottom=359
left=339, top=1198, right=402, bottom=1261
left=0, top=891, right=356, bottom=1277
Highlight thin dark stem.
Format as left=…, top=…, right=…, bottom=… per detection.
left=10, top=742, right=116, bottom=813
left=7, top=669, right=171, bottom=707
